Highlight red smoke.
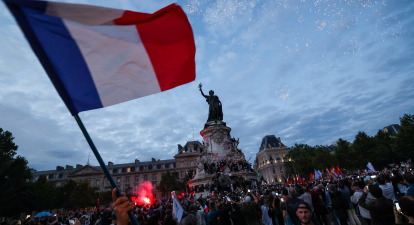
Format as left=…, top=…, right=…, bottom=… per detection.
left=135, top=181, right=154, bottom=205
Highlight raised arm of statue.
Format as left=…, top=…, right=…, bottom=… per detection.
left=199, top=83, right=208, bottom=98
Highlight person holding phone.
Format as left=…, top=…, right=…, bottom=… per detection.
left=394, top=195, right=414, bottom=224
left=357, top=185, right=394, bottom=225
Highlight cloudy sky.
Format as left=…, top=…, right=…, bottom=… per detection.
left=0, top=0, right=413, bottom=171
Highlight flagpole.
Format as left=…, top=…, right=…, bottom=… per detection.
left=74, top=114, right=139, bottom=225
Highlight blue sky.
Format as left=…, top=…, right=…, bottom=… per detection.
left=0, top=0, right=413, bottom=171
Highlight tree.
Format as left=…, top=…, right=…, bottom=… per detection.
left=0, top=128, right=33, bottom=217
left=156, top=171, right=184, bottom=196
left=68, top=180, right=99, bottom=208
left=334, top=138, right=359, bottom=171
left=392, top=114, right=414, bottom=160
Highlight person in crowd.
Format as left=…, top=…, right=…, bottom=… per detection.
left=283, top=187, right=302, bottom=225
left=328, top=184, right=348, bottom=225
left=404, top=174, right=414, bottom=196
left=351, top=180, right=374, bottom=225
left=242, top=193, right=260, bottom=225
left=395, top=175, right=408, bottom=198
left=295, top=201, right=321, bottom=225
left=230, top=200, right=248, bottom=225
left=206, top=201, right=219, bottom=225
left=218, top=198, right=231, bottom=225
left=338, top=181, right=361, bottom=225
left=377, top=176, right=396, bottom=201
left=309, top=186, right=329, bottom=225
left=261, top=197, right=273, bottom=225
left=357, top=184, right=395, bottom=225
left=298, top=186, right=313, bottom=212
left=196, top=202, right=206, bottom=225
left=180, top=205, right=197, bottom=225
left=394, top=195, right=414, bottom=225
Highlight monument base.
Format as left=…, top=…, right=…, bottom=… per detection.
left=187, top=170, right=257, bottom=191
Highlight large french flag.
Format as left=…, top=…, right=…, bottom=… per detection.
left=4, top=0, right=196, bottom=115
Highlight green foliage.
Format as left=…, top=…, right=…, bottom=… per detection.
left=156, top=171, right=185, bottom=195
left=0, top=128, right=32, bottom=217
left=288, top=114, right=414, bottom=177
left=392, top=114, right=414, bottom=159
left=287, top=144, right=337, bottom=179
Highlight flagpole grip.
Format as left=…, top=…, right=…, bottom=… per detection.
left=74, top=114, right=139, bottom=225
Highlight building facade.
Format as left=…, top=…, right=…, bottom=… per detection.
left=31, top=141, right=201, bottom=198
left=254, top=135, right=289, bottom=183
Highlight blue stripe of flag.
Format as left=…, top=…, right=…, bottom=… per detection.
left=4, top=0, right=103, bottom=115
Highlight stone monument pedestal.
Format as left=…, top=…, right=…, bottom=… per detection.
left=187, top=120, right=256, bottom=190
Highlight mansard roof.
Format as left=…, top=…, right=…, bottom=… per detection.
left=259, top=135, right=286, bottom=152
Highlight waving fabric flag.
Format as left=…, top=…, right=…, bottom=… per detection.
left=4, top=0, right=196, bottom=115
left=367, top=162, right=376, bottom=172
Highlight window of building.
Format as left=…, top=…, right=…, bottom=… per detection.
left=153, top=174, right=156, bottom=180
left=122, top=168, right=126, bottom=173
left=157, top=164, right=161, bottom=169
left=59, top=173, right=63, bottom=179
left=180, top=162, right=183, bottom=167
left=191, top=162, right=193, bottom=166
left=173, top=163, right=176, bottom=168
left=140, top=166, right=144, bottom=171
left=280, top=167, right=283, bottom=173
left=127, top=168, right=130, bottom=172
left=273, top=168, right=275, bottom=174
left=117, top=178, right=121, bottom=184
left=144, top=175, right=147, bottom=181
left=180, top=172, right=183, bottom=177
left=165, top=164, right=170, bottom=168
left=135, top=176, right=139, bottom=182
left=126, top=177, right=130, bottom=183
left=131, top=167, right=135, bottom=172
left=96, top=180, right=100, bottom=186
left=113, top=168, right=118, bottom=174
left=148, top=165, right=153, bottom=170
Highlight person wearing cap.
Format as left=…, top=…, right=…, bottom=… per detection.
left=241, top=193, right=260, bottom=225
left=295, top=201, right=320, bottom=225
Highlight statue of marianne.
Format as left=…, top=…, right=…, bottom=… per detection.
left=199, top=83, right=223, bottom=122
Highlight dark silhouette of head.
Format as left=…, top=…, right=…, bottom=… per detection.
left=369, top=185, right=383, bottom=198
left=209, top=90, right=214, bottom=96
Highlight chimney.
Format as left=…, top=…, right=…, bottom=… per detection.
left=151, top=158, right=156, bottom=162
left=65, top=165, right=73, bottom=170
left=108, top=161, right=113, bottom=167
left=76, top=164, right=82, bottom=169
left=56, top=166, right=64, bottom=171
left=135, top=159, right=140, bottom=165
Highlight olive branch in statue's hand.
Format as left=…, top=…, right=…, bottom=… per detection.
left=198, top=82, right=202, bottom=90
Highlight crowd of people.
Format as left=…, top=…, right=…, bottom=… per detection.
left=2, top=168, right=414, bottom=225
left=203, top=159, right=254, bottom=175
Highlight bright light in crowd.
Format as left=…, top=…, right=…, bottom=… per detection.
left=134, top=181, right=154, bottom=205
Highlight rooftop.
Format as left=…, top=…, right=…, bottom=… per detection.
left=259, top=135, right=286, bottom=151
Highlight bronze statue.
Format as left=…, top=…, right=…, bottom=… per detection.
left=199, top=83, right=223, bottom=121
